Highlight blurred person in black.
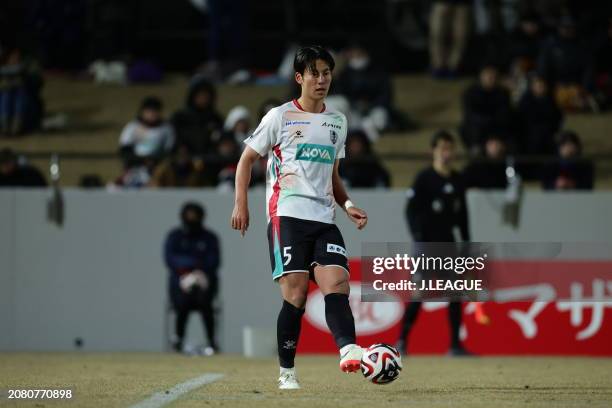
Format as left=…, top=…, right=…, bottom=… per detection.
left=198, top=0, right=247, bottom=82
left=518, top=74, right=563, bottom=155
left=429, top=0, right=471, bottom=79
left=463, top=134, right=508, bottom=189
left=149, top=144, right=214, bottom=188
left=164, top=202, right=221, bottom=354
left=332, top=44, right=393, bottom=137
left=508, top=13, right=544, bottom=74
left=541, top=130, right=594, bottom=190
left=395, top=130, right=471, bottom=356
left=460, top=64, right=512, bottom=154
left=0, top=46, right=44, bottom=136
left=504, top=12, right=545, bottom=101
left=338, top=130, right=391, bottom=188
left=589, top=17, right=612, bottom=109
left=0, top=148, right=46, bottom=187
left=213, top=134, right=241, bottom=191
left=171, top=76, right=223, bottom=158
left=537, top=15, right=592, bottom=111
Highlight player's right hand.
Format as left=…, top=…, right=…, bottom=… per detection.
left=231, top=204, right=249, bottom=237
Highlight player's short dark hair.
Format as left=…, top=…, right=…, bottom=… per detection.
left=293, top=45, right=335, bottom=75
left=431, top=130, right=455, bottom=148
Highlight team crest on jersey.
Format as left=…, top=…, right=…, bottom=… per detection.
left=330, top=130, right=338, bottom=144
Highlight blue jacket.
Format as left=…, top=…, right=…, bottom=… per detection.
left=163, top=227, right=220, bottom=287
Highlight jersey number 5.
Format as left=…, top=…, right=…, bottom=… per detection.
left=283, top=246, right=292, bottom=266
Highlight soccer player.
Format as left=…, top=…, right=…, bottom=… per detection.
left=230, top=46, right=368, bottom=389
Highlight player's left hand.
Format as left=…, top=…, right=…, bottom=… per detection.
left=347, top=207, right=368, bottom=230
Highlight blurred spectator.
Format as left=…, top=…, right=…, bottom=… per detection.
left=171, top=76, right=223, bottom=157
left=223, top=105, right=251, bottom=144
left=149, top=144, right=214, bottom=188
left=506, top=12, right=545, bottom=101
left=518, top=74, right=563, bottom=155
left=463, top=134, right=508, bottom=189
left=214, top=134, right=241, bottom=191
left=330, top=44, right=393, bottom=139
left=164, top=202, right=220, bottom=354
left=537, top=15, right=592, bottom=111
left=0, top=148, right=46, bottom=187
left=0, top=47, right=44, bottom=136
left=338, top=130, right=391, bottom=188
left=27, top=0, right=87, bottom=70
left=197, top=0, right=248, bottom=83
left=589, top=17, right=612, bottom=109
left=541, top=130, right=594, bottom=190
left=79, top=174, right=104, bottom=189
left=119, top=96, right=174, bottom=164
left=112, top=165, right=151, bottom=189
left=429, top=0, right=471, bottom=78
left=508, top=13, right=543, bottom=74
left=460, top=64, right=513, bottom=154
left=258, top=98, right=282, bottom=122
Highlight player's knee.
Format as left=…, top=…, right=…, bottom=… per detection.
left=285, top=289, right=308, bottom=308
left=322, top=275, right=350, bottom=295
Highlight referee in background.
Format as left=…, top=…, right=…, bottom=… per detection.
left=395, top=130, right=472, bottom=356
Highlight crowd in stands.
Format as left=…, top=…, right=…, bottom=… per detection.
left=113, top=63, right=397, bottom=190
left=451, top=4, right=605, bottom=190
left=1, top=1, right=609, bottom=192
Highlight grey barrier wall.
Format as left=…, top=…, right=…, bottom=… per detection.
left=1, top=189, right=611, bottom=352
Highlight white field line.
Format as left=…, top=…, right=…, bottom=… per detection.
left=129, top=373, right=225, bottom=408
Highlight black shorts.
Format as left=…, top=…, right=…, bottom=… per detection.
left=267, top=216, right=349, bottom=280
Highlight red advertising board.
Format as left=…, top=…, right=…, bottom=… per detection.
left=299, top=259, right=612, bottom=355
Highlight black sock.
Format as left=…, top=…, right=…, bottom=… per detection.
left=448, top=301, right=462, bottom=349
left=324, top=293, right=356, bottom=349
left=277, top=300, right=304, bottom=368
left=399, top=301, right=422, bottom=341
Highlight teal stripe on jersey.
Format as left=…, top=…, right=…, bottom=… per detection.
left=272, top=225, right=284, bottom=279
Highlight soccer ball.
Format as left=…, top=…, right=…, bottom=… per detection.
left=360, top=343, right=402, bottom=384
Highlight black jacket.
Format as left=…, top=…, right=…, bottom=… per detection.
left=406, top=167, right=469, bottom=242
left=163, top=226, right=221, bottom=289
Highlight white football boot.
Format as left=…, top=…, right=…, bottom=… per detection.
left=339, top=344, right=363, bottom=373
left=278, top=367, right=300, bottom=390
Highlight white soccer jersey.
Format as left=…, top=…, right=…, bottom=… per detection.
left=245, top=99, right=347, bottom=224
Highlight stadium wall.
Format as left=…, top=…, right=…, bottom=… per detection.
left=0, top=189, right=611, bottom=353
